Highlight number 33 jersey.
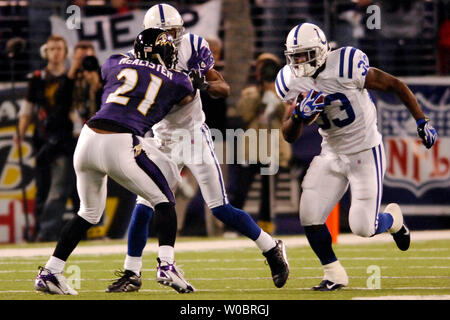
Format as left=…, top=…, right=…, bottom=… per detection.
left=276, top=47, right=382, bottom=154
left=90, top=54, right=193, bottom=137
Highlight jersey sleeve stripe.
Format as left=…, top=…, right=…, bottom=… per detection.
left=275, top=78, right=285, bottom=98
left=158, top=4, right=166, bottom=24
left=348, top=47, right=357, bottom=79
left=279, top=69, right=289, bottom=93
left=339, top=47, right=347, bottom=78
left=197, top=36, right=203, bottom=52
left=189, top=33, right=195, bottom=54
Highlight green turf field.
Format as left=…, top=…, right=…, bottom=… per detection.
left=0, top=236, right=449, bottom=300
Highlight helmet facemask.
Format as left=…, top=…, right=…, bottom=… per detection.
left=160, top=25, right=185, bottom=46
left=285, top=46, right=325, bottom=77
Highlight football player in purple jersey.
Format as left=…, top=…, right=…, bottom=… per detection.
left=34, top=28, right=195, bottom=295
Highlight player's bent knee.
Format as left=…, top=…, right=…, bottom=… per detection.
left=349, top=220, right=375, bottom=237
left=136, top=196, right=152, bottom=208
left=77, top=209, right=103, bottom=225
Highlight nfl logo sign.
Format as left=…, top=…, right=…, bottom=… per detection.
left=377, top=86, right=450, bottom=198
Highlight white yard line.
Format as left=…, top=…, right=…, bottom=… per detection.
left=0, top=230, right=449, bottom=258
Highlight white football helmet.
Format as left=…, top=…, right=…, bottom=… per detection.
left=143, top=4, right=185, bottom=45
left=284, top=23, right=329, bottom=77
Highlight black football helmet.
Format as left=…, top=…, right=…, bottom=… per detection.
left=134, top=28, right=177, bottom=68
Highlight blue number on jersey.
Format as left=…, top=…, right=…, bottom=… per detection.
left=317, top=92, right=355, bottom=130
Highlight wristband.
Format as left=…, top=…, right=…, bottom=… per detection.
left=416, top=117, right=429, bottom=126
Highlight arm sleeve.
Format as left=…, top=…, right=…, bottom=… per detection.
left=352, top=48, right=370, bottom=89
left=172, top=72, right=194, bottom=104
left=275, top=65, right=310, bottom=103
left=338, top=47, right=370, bottom=89
left=101, top=57, right=113, bottom=82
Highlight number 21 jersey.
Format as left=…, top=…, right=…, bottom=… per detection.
left=90, top=54, right=193, bottom=136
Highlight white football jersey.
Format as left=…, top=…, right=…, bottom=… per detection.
left=275, top=47, right=382, bottom=154
left=152, top=33, right=212, bottom=139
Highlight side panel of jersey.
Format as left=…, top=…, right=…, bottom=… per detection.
left=152, top=33, right=213, bottom=139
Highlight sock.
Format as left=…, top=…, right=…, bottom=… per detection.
left=124, top=255, right=143, bottom=275
left=53, top=215, right=93, bottom=262
left=375, top=212, right=394, bottom=235
left=127, top=204, right=153, bottom=257
left=158, top=245, right=174, bottom=264
left=211, top=204, right=261, bottom=240
left=255, top=231, right=277, bottom=253
left=323, top=260, right=348, bottom=285
left=45, top=256, right=66, bottom=274
left=304, top=224, right=338, bottom=266
left=153, top=202, right=177, bottom=247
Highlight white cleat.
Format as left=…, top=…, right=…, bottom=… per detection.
left=156, top=258, right=195, bottom=293
left=34, top=266, right=78, bottom=295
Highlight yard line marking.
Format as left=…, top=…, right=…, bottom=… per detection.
left=1, top=230, right=449, bottom=258
left=3, top=286, right=450, bottom=295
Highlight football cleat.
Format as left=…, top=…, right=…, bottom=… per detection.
left=34, top=266, right=78, bottom=295
left=312, top=279, right=346, bottom=291
left=263, top=239, right=290, bottom=288
left=105, top=269, right=142, bottom=293
left=385, top=203, right=411, bottom=251
left=156, top=258, right=195, bottom=293
left=392, top=225, right=411, bottom=251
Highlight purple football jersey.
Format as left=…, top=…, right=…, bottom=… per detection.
left=90, top=54, right=193, bottom=136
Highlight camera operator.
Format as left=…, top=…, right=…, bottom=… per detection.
left=68, top=41, right=102, bottom=137
left=14, top=35, right=75, bottom=242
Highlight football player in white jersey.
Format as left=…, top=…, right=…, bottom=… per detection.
left=278, top=23, right=437, bottom=291
left=106, top=3, right=289, bottom=293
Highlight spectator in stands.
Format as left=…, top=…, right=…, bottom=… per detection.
left=68, top=41, right=102, bottom=137
left=226, top=53, right=292, bottom=234
left=438, top=0, right=450, bottom=75
left=373, top=0, right=425, bottom=75
left=14, top=35, right=75, bottom=242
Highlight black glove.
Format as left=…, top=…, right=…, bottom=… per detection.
left=189, top=69, right=210, bottom=91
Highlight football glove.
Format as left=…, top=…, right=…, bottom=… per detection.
left=189, top=69, right=210, bottom=91
left=291, top=89, right=325, bottom=122
left=187, top=46, right=215, bottom=76
left=417, top=117, right=437, bottom=149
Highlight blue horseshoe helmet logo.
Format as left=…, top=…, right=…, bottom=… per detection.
left=314, top=28, right=327, bottom=45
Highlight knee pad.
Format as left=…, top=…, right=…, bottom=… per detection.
left=77, top=209, right=103, bottom=225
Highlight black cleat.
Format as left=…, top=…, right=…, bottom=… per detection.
left=263, top=239, right=289, bottom=288
left=105, top=269, right=142, bottom=293
left=392, top=224, right=410, bottom=251
left=312, top=279, right=345, bottom=292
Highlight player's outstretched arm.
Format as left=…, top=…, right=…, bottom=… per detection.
left=364, top=67, right=425, bottom=120
left=364, top=67, right=437, bottom=149
left=205, top=68, right=230, bottom=98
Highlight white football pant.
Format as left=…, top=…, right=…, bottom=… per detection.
left=73, top=125, right=180, bottom=224
left=137, top=123, right=228, bottom=209
left=300, top=143, right=386, bottom=237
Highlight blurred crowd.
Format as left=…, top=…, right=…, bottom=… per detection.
left=0, top=0, right=448, bottom=241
